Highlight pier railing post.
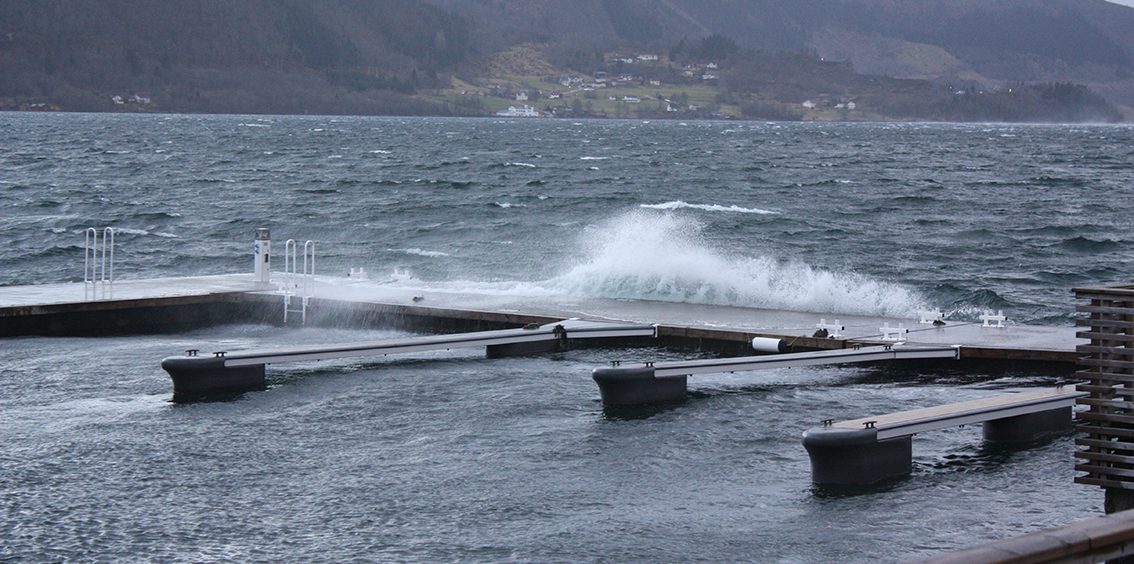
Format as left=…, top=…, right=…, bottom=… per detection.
left=1073, top=285, right=1134, bottom=513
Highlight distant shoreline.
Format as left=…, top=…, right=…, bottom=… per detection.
left=0, top=108, right=1126, bottom=125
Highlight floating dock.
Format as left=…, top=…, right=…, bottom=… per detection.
left=802, top=386, right=1087, bottom=485
left=162, top=319, right=656, bottom=402
left=592, top=344, right=961, bottom=406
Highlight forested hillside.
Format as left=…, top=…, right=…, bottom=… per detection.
left=0, top=0, right=1128, bottom=120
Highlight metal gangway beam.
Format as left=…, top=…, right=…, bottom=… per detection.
left=163, top=319, right=657, bottom=402
left=802, top=386, right=1086, bottom=486
left=223, top=319, right=654, bottom=366
left=592, top=344, right=961, bottom=406
left=651, top=344, right=960, bottom=378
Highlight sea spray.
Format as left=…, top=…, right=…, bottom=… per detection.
left=547, top=210, right=928, bottom=317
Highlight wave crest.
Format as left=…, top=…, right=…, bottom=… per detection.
left=640, top=200, right=779, bottom=215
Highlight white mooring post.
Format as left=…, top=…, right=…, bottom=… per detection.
left=254, top=228, right=271, bottom=286
left=880, top=322, right=907, bottom=341
left=815, top=319, right=844, bottom=339
left=980, top=310, right=1007, bottom=328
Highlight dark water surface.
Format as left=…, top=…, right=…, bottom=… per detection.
left=2, top=114, right=1131, bottom=561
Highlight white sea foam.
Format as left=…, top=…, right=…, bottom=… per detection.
left=506, top=162, right=536, bottom=168
left=369, top=150, right=392, bottom=154
left=391, top=248, right=450, bottom=258
left=641, top=200, right=779, bottom=215
left=580, top=156, right=609, bottom=160
left=544, top=210, right=926, bottom=317
left=494, top=202, right=526, bottom=208
left=108, top=227, right=179, bottom=238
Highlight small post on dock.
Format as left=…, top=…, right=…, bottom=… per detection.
left=254, top=228, right=271, bottom=286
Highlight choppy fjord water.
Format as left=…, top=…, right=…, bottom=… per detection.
left=2, top=113, right=1133, bottom=561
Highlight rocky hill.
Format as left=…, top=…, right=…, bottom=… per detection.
left=0, top=0, right=1128, bottom=120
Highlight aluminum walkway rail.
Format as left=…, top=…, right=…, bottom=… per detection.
left=802, top=386, right=1087, bottom=485
left=163, top=319, right=656, bottom=402
left=592, top=344, right=962, bottom=406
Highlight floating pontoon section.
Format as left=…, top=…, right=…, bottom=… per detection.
left=802, top=386, right=1086, bottom=486
left=163, top=319, right=656, bottom=402
left=592, top=344, right=961, bottom=406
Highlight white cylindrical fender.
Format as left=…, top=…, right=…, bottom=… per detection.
left=752, top=337, right=790, bottom=353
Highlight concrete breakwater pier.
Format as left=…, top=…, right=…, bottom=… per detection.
left=1, top=270, right=1080, bottom=410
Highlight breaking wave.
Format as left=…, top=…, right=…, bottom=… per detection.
left=641, top=200, right=779, bottom=215
left=544, top=210, right=926, bottom=317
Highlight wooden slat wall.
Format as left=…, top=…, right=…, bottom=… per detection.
left=1075, top=286, right=1134, bottom=490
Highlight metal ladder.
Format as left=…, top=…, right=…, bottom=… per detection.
left=281, top=239, right=315, bottom=324
left=83, top=227, right=115, bottom=300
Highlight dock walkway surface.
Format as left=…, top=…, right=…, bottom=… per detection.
left=0, top=273, right=1080, bottom=362
left=829, top=387, right=1087, bottom=440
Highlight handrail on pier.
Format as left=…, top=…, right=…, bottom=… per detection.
left=281, top=238, right=315, bottom=324
left=83, top=227, right=115, bottom=299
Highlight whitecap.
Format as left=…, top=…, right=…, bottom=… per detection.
left=390, top=248, right=449, bottom=258
left=580, top=156, right=609, bottom=160
left=641, top=200, right=779, bottom=215
left=494, top=202, right=527, bottom=209
left=369, top=150, right=391, bottom=154
left=506, top=162, right=536, bottom=168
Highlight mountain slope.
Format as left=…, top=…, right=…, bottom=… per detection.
left=0, top=0, right=1129, bottom=118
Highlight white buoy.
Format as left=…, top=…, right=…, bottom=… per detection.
left=254, top=228, right=271, bottom=285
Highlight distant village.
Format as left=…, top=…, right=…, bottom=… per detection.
left=454, top=50, right=862, bottom=119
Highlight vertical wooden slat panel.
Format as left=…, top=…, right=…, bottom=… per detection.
left=1075, top=287, right=1134, bottom=501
